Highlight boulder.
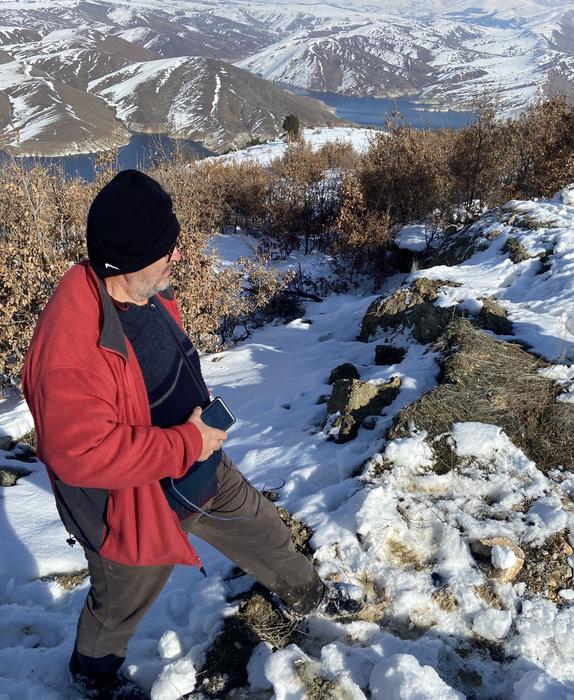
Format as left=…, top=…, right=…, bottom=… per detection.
left=359, top=277, right=462, bottom=344
left=375, top=344, right=407, bottom=365
left=0, top=467, right=31, bottom=487
left=325, top=377, right=401, bottom=443
left=475, top=298, right=513, bottom=335
left=328, top=363, right=360, bottom=384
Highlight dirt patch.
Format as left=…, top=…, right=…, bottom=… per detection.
left=516, top=531, right=573, bottom=604
left=276, top=507, right=314, bottom=557
left=359, top=277, right=462, bottom=344
left=41, top=569, right=89, bottom=591
left=432, top=586, right=459, bottom=612
left=325, top=377, right=401, bottom=443
left=296, top=662, right=352, bottom=700
left=473, top=583, right=504, bottom=610
left=198, top=587, right=302, bottom=698
left=389, top=318, right=574, bottom=473
left=431, top=435, right=459, bottom=475
left=386, top=538, right=426, bottom=570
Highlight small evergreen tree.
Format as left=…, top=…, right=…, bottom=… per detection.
left=282, top=114, right=300, bottom=141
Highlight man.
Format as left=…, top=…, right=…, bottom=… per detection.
left=22, top=170, right=362, bottom=699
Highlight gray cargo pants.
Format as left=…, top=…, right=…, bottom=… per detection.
left=72, top=454, right=323, bottom=678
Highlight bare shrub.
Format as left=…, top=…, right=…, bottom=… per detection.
left=360, top=123, right=452, bottom=227
left=266, top=139, right=340, bottom=255
left=329, top=174, right=390, bottom=284
left=316, top=140, right=360, bottom=171
left=510, top=95, right=574, bottom=199
left=0, top=160, right=97, bottom=388
left=447, top=104, right=515, bottom=220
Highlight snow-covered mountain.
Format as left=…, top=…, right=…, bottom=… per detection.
left=88, top=56, right=340, bottom=151
left=0, top=3, right=340, bottom=156
left=0, top=0, right=574, bottom=155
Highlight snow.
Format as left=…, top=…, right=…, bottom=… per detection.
left=370, top=654, right=465, bottom=699
left=211, top=126, right=379, bottom=166
left=492, top=544, right=518, bottom=570
left=395, top=224, right=434, bottom=252
left=3, top=141, right=574, bottom=698
left=473, top=609, right=513, bottom=640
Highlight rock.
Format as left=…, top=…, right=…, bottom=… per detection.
left=0, top=436, right=13, bottom=450
left=324, top=377, right=401, bottom=443
left=504, top=237, right=531, bottom=263
left=359, top=277, right=462, bottom=344
left=375, top=344, right=407, bottom=365
left=470, top=537, right=525, bottom=582
left=328, top=363, right=360, bottom=384
left=0, top=467, right=32, bottom=487
left=475, top=298, right=514, bottom=335
left=431, top=216, right=494, bottom=266
left=362, top=416, right=379, bottom=430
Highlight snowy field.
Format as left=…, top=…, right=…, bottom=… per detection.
left=2, top=162, right=574, bottom=696
left=207, top=127, right=380, bottom=167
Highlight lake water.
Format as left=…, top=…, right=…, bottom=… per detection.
left=285, top=85, right=478, bottom=130
left=1, top=134, right=212, bottom=183
left=3, top=90, right=477, bottom=181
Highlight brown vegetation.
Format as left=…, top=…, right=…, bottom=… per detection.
left=2, top=96, right=574, bottom=389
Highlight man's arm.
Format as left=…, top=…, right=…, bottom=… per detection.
left=33, top=366, right=204, bottom=490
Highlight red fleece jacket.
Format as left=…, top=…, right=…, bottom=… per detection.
left=22, top=262, right=204, bottom=567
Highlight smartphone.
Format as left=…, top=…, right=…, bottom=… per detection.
left=201, top=396, right=236, bottom=431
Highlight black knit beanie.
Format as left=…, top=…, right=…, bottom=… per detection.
left=87, top=169, right=180, bottom=278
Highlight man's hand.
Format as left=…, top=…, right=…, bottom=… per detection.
left=187, top=406, right=227, bottom=461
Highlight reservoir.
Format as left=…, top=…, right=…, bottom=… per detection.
left=1, top=134, right=212, bottom=183
left=3, top=91, right=477, bottom=181
left=287, top=86, right=478, bottom=130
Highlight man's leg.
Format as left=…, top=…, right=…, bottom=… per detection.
left=71, top=548, right=173, bottom=681
left=181, top=453, right=324, bottom=614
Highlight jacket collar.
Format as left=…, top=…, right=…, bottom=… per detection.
left=97, top=276, right=129, bottom=360
left=88, top=264, right=174, bottom=360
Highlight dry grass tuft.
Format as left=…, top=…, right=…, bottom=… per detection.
left=390, top=318, right=574, bottom=472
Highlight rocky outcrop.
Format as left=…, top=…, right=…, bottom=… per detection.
left=475, top=298, right=514, bottom=335
left=359, top=277, right=462, bottom=344
left=504, top=237, right=532, bottom=263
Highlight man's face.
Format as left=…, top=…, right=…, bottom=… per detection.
left=125, top=246, right=181, bottom=303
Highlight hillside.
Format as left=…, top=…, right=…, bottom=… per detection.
left=1, top=144, right=574, bottom=697
left=0, top=0, right=574, bottom=155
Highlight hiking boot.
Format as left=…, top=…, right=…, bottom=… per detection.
left=70, top=670, right=149, bottom=699
left=317, top=581, right=366, bottom=617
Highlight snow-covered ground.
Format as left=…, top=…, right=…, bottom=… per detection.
left=207, top=127, right=380, bottom=166
left=3, top=177, right=574, bottom=697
